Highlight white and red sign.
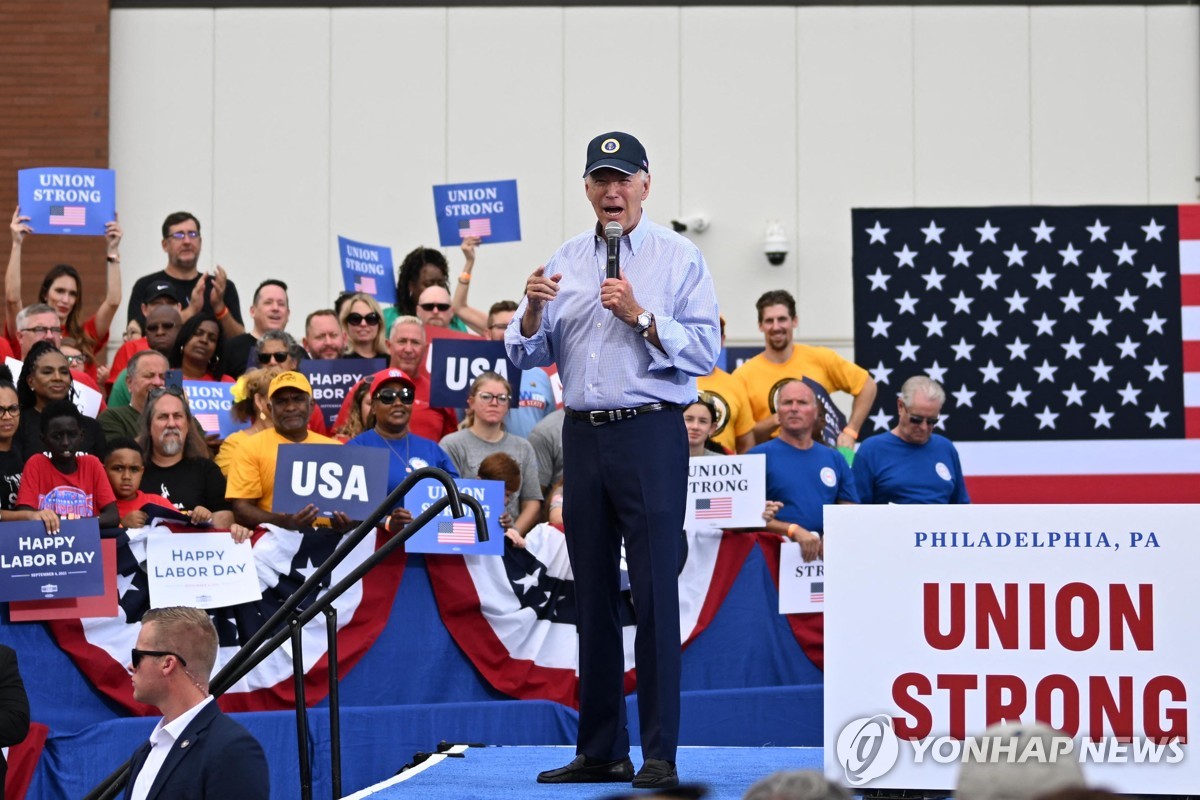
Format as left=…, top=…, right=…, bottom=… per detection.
left=824, top=504, right=1199, bottom=794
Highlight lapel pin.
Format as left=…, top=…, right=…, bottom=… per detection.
left=180, top=739, right=191, bottom=748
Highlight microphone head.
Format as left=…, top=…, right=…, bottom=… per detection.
left=604, top=221, right=623, bottom=239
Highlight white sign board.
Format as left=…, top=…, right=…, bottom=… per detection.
left=147, top=530, right=261, bottom=609
left=778, top=545, right=824, bottom=614
left=823, top=504, right=1199, bottom=795
left=685, top=454, right=765, bottom=528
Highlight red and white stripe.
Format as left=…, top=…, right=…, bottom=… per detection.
left=1179, top=205, right=1200, bottom=437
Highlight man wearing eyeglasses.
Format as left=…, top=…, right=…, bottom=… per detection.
left=126, top=606, right=268, bottom=799
left=126, top=212, right=245, bottom=340
left=14, top=303, right=63, bottom=357
left=852, top=374, right=970, bottom=505
left=415, top=285, right=453, bottom=328
left=750, top=379, right=858, bottom=564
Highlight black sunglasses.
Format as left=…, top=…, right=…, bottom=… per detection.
left=346, top=312, right=381, bottom=326
left=418, top=302, right=451, bottom=313
left=131, top=648, right=188, bottom=668
left=147, top=386, right=185, bottom=400
left=257, top=351, right=290, bottom=365
left=375, top=387, right=415, bottom=405
left=907, top=414, right=939, bottom=427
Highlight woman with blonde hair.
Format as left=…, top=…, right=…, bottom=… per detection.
left=338, top=292, right=388, bottom=359
left=213, top=367, right=278, bottom=476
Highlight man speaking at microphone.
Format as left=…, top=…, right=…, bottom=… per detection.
left=506, top=131, right=719, bottom=789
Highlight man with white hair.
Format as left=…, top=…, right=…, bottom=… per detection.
left=851, top=374, right=969, bottom=504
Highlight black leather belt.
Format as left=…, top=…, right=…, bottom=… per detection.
left=564, top=402, right=679, bottom=426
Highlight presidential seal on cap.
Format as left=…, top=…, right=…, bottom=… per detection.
left=583, top=131, right=649, bottom=177
left=368, top=367, right=416, bottom=397
left=268, top=370, right=313, bottom=398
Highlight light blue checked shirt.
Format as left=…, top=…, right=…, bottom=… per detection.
left=506, top=216, right=720, bottom=411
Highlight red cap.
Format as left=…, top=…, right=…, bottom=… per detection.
left=368, top=368, right=416, bottom=398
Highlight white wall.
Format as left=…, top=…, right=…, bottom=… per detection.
left=110, top=5, right=1200, bottom=353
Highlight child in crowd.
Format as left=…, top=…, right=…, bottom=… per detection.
left=15, top=400, right=118, bottom=530
left=477, top=451, right=523, bottom=548
left=102, top=438, right=206, bottom=528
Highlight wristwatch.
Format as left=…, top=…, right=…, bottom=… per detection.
left=633, top=310, right=653, bottom=337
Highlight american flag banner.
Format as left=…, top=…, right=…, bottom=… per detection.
left=354, top=275, right=377, bottom=295
left=193, top=412, right=221, bottom=434
left=458, top=218, right=492, bottom=238
left=852, top=205, right=1200, bottom=503
left=695, top=497, right=733, bottom=519
left=438, top=520, right=477, bottom=544
left=48, top=205, right=86, bottom=226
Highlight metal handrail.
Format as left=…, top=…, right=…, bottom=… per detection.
left=84, top=467, right=486, bottom=800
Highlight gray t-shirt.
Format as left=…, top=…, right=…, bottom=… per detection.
left=439, top=428, right=543, bottom=520
left=527, top=408, right=564, bottom=492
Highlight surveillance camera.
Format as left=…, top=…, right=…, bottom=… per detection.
left=764, top=221, right=789, bottom=266
left=670, top=215, right=710, bottom=234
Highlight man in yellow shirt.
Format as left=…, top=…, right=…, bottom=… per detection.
left=734, top=290, right=877, bottom=449
left=225, top=371, right=347, bottom=530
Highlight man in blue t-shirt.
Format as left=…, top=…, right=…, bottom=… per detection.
left=852, top=375, right=970, bottom=505
left=750, top=379, right=857, bottom=562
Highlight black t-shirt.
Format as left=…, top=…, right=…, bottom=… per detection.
left=0, top=448, right=22, bottom=510
left=127, top=270, right=243, bottom=328
left=142, top=457, right=232, bottom=514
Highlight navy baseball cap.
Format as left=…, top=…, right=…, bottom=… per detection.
left=583, top=132, right=649, bottom=177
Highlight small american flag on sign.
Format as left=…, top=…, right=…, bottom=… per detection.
left=695, top=497, right=732, bottom=519
left=194, top=413, right=221, bottom=434
left=459, top=218, right=492, bottom=238
left=49, top=205, right=86, bottom=226
left=810, top=581, right=824, bottom=604
left=437, top=520, right=477, bottom=544
left=354, top=276, right=377, bottom=294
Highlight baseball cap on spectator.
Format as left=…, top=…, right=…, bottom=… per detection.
left=955, top=721, right=1086, bottom=800
left=145, top=281, right=181, bottom=304
left=368, top=368, right=416, bottom=397
left=268, top=370, right=312, bottom=398
left=583, top=131, right=649, bottom=177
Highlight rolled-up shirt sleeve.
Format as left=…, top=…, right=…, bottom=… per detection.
left=644, top=249, right=720, bottom=376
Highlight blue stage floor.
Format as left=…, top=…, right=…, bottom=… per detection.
left=346, top=745, right=826, bottom=800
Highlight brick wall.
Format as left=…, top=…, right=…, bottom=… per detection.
left=0, top=1, right=110, bottom=346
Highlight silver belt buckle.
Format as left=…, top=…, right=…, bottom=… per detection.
left=588, top=410, right=610, bottom=426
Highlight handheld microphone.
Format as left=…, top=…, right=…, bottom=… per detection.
left=604, top=221, right=622, bottom=280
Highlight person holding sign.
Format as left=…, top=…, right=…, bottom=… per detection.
left=337, top=293, right=388, bottom=359
left=749, top=379, right=857, bottom=562
left=15, top=400, right=117, bottom=529
left=440, top=372, right=542, bottom=541
left=508, top=131, right=720, bottom=790
left=125, top=606, right=269, bottom=799
left=346, top=368, right=458, bottom=535
left=6, top=206, right=123, bottom=380
left=226, top=371, right=349, bottom=531
left=852, top=375, right=969, bottom=505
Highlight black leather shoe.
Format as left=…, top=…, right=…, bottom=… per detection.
left=537, top=754, right=635, bottom=784
left=633, top=758, right=679, bottom=789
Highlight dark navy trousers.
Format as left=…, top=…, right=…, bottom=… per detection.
left=561, top=409, right=687, bottom=764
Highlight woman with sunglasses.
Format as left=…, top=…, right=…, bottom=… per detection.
left=169, top=313, right=229, bottom=382
left=337, top=293, right=388, bottom=359
left=253, top=331, right=328, bottom=435
left=346, top=368, right=458, bottom=535
left=16, top=340, right=107, bottom=461
left=440, top=372, right=542, bottom=541
left=6, top=207, right=123, bottom=382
